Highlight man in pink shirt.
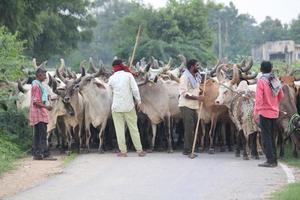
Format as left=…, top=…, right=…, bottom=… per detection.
left=29, top=67, right=56, bottom=160
left=254, top=61, right=284, bottom=167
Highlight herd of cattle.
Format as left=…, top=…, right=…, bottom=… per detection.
left=2, top=55, right=300, bottom=159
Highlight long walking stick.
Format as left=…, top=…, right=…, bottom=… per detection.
left=189, top=70, right=207, bottom=159
left=129, top=25, right=142, bottom=69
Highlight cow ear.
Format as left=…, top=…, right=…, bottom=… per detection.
left=94, top=81, right=105, bottom=89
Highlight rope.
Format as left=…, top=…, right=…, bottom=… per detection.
left=285, top=113, right=300, bottom=142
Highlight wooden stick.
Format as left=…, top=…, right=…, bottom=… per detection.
left=129, top=25, right=142, bottom=69
left=190, top=72, right=207, bottom=158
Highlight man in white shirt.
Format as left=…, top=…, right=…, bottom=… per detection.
left=108, top=59, right=146, bottom=157
left=179, top=59, right=205, bottom=156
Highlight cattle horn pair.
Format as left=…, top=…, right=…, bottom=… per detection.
left=241, top=72, right=258, bottom=80
left=32, top=58, right=47, bottom=70
left=240, top=58, right=253, bottom=72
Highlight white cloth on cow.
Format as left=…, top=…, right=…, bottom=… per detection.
left=178, top=73, right=200, bottom=110
left=108, top=71, right=141, bottom=112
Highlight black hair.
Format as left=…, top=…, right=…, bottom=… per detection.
left=260, top=61, right=273, bottom=73
left=187, top=59, right=198, bottom=70
left=35, top=67, right=47, bottom=76
left=112, top=59, right=123, bottom=66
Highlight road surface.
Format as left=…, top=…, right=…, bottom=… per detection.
left=8, top=152, right=287, bottom=200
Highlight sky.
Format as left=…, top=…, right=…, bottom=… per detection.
left=143, top=0, right=300, bottom=24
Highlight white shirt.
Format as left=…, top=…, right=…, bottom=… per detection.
left=108, top=71, right=141, bottom=112
left=178, top=74, right=200, bottom=110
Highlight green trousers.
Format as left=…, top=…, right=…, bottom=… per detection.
left=180, top=106, right=197, bottom=152
left=112, top=108, right=143, bottom=153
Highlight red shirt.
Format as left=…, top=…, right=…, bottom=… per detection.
left=254, top=79, right=284, bottom=119
left=29, top=83, right=49, bottom=126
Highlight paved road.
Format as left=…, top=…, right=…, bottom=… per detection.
left=8, top=152, right=287, bottom=200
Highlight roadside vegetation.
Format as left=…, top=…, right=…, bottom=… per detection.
left=271, top=144, right=300, bottom=200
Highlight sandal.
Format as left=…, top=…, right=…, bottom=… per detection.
left=117, top=152, right=128, bottom=157
left=138, top=151, right=146, bottom=157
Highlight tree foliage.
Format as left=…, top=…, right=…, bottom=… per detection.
left=0, top=0, right=95, bottom=60
left=0, top=26, right=27, bottom=81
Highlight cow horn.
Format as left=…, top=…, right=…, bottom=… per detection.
left=238, top=59, right=246, bottom=68
left=145, top=63, right=151, bottom=73
left=32, top=58, right=38, bottom=69
left=48, top=74, right=57, bottom=92
left=17, top=80, right=26, bottom=93
left=56, top=68, right=67, bottom=84
left=241, top=72, right=258, bottom=80
left=92, top=65, right=106, bottom=78
left=210, top=59, right=221, bottom=77
left=67, top=68, right=76, bottom=79
left=216, top=64, right=227, bottom=82
left=60, top=58, right=66, bottom=70
left=241, top=58, right=253, bottom=72
left=178, top=54, right=186, bottom=68
left=88, top=57, right=97, bottom=73
left=230, top=65, right=240, bottom=85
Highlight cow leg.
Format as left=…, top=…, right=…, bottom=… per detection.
left=242, top=133, right=249, bottom=160
left=208, top=116, right=218, bottom=154
left=98, top=121, right=107, bottom=153
left=220, top=122, right=226, bottom=152
left=65, top=125, right=72, bottom=156
left=165, top=116, right=173, bottom=153
left=250, top=132, right=259, bottom=159
left=235, top=130, right=243, bottom=157
left=199, top=121, right=206, bottom=152
left=85, top=125, right=91, bottom=153
left=148, top=123, right=157, bottom=152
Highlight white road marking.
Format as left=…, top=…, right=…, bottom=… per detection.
left=279, top=162, right=296, bottom=183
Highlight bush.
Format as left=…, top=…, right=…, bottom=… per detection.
left=0, top=108, right=32, bottom=151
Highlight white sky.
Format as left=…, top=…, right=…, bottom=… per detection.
left=143, top=0, right=300, bottom=24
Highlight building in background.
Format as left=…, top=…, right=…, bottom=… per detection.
left=252, top=40, right=300, bottom=64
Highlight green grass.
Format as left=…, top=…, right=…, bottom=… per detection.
left=271, top=182, right=300, bottom=200
left=279, top=143, right=300, bottom=168
left=270, top=143, right=300, bottom=200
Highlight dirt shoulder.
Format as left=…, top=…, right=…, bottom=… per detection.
left=0, top=154, right=66, bottom=199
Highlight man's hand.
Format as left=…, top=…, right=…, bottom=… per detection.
left=198, top=95, right=205, bottom=102
left=45, top=105, right=53, bottom=111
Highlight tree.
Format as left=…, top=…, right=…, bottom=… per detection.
left=290, top=15, right=300, bottom=43
left=112, top=0, right=216, bottom=65
left=258, top=16, right=289, bottom=42
left=0, top=0, right=95, bottom=59
left=0, top=26, right=27, bottom=81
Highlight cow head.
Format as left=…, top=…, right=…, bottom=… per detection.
left=215, top=64, right=240, bottom=106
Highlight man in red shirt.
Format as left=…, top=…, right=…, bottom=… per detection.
left=29, top=67, right=56, bottom=160
left=254, top=61, right=284, bottom=167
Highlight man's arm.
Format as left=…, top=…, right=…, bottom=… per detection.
left=32, top=85, right=52, bottom=110
left=179, top=75, right=204, bottom=102
left=254, top=80, right=264, bottom=115
left=129, top=74, right=141, bottom=104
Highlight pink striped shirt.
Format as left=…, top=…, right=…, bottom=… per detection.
left=29, top=83, right=49, bottom=126
left=254, top=79, right=284, bottom=119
